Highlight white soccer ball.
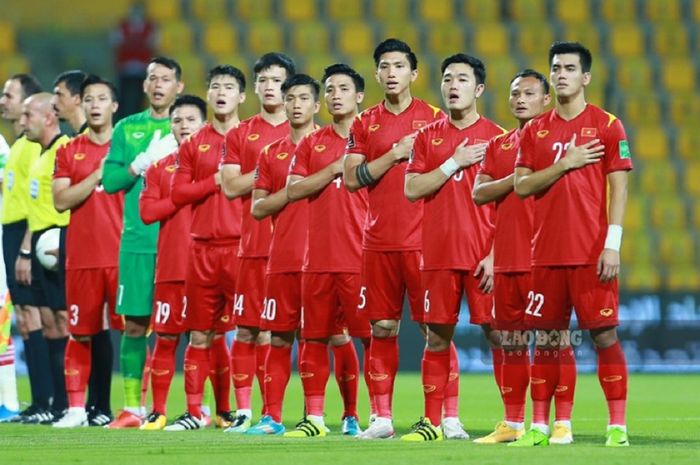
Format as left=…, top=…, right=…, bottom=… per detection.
left=35, top=228, right=60, bottom=271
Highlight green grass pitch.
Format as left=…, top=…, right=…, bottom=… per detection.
left=1, top=373, right=698, bottom=464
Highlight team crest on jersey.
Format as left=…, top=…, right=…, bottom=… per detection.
left=412, top=120, right=427, bottom=129
left=314, top=144, right=326, bottom=152
left=581, top=127, right=597, bottom=137
left=73, top=153, right=86, bottom=160
left=537, top=130, right=549, bottom=138
left=276, top=152, right=289, bottom=160
left=368, top=124, right=381, bottom=132
left=165, top=164, right=177, bottom=173
left=198, top=144, right=210, bottom=152
left=501, top=142, right=514, bottom=150
left=132, top=132, right=145, bottom=139
left=248, top=133, right=260, bottom=141
left=600, top=308, right=614, bottom=317
left=431, top=138, right=444, bottom=146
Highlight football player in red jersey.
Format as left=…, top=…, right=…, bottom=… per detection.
left=138, top=94, right=207, bottom=430
left=284, top=64, right=370, bottom=437
left=166, top=65, right=246, bottom=431
left=343, top=39, right=444, bottom=439
left=472, top=69, right=556, bottom=443
left=244, top=74, right=319, bottom=436
left=403, top=54, right=505, bottom=441
left=220, top=53, right=296, bottom=433
left=510, top=42, right=632, bottom=448
left=51, top=75, right=124, bottom=428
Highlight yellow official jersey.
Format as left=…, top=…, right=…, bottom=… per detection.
left=27, top=134, right=71, bottom=232
left=1, top=135, right=41, bottom=225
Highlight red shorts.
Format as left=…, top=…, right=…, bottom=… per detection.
left=151, top=281, right=186, bottom=334
left=260, top=272, right=301, bottom=332
left=422, top=269, right=493, bottom=325
left=301, top=272, right=371, bottom=339
left=233, top=257, right=267, bottom=329
left=524, top=265, right=619, bottom=330
left=359, top=250, right=424, bottom=323
left=493, top=272, right=531, bottom=331
left=185, top=240, right=239, bottom=332
left=66, top=267, right=123, bottom=336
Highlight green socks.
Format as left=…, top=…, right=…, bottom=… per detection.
left=120, top=335, right=147, bottom=409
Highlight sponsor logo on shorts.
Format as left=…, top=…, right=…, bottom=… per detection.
left=423, top=384, right=437, bottom=393
left=314, top=144, right=326, bottom=152
left=555, top=385, right=568, bottom=392
left=600, top=308, right=614, bottom=317
left=276, top=152, right=289, bottom=160
left=448, top=373, right=459, bottom=381
left=73, top=152, right=86, bottom=160
left=368, top=124, right=381, bottom=132
left=299, top=372, right=314, bottom=379
left=412, top=120, right=426, bottom=129
left=368, top=372, right=389, bottom=381
left=220, top=315, right=230, bottom=322
left=199, top=144, right=211, bottom=152
left=184, top=364, right=197, bottom=372
left=537, top=130, right=549, bottom=138
left=248, top=133, right=260, bottom=141
left=264, top=375, right=272, bottom=383
left=530, top=377, right=546, bottom=384
left=431, top=138, right=444, bottom=146
left=603, top=375, right=623, bottom=382
left=500, top=386, right=513, bottom=394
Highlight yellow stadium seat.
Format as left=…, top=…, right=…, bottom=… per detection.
left=632, top=125, right=668, bottom=162
left=145, top=0, right=181, bottom=22
left=191, top=0, right=229, bottom=20
left=644, top=0, right=680, bottom=21
left=336, top=21, right=375, bottom=57
left=555, top=22, right=601, bottom=53
left=246, top=20, right=284, bottom=56
left=600, top=0, right=637, bottom=21
left=661, top=58, right=695, bottom=93
left=621, top=264, right=662, bottom=291
left=0, top=22, right=17, bottom=55
left=694, top=0, right=700, bottom=22
left=202, top=21, right=238, bottom=57
left=666, top=264, right=700, bottom=291
left=677, top=125, right=700, bottom=161
left=280, top=0, right=317, bottom=21
left=621, top=230, right=654, bottom=265
left=291, top=22, right=330, bottom=54
left=668, top=93, right=700, bottom=125
left=509, top=0, right=547, bottom=21
left=608, top=22, right=645, bottom=57
left=650, top=195, right=686, bottom=228
left=472, top=23, right=510, bottom=56
left=379, top=22, right=421, bottom=54
left=620, top=92, right=661, bottom=125
left=411, top=60, right=431, bottom=93
left=159, top=21, right=193, bottom=54
left=685, top=162, right=700, bottom=197
left=552, top=0, right=592, bottom=24
left=659, top=229, right=695, bottom=266
left=516, top=22, right=555, bottom=55
left=234, top=0, right=272, bottom=20
left=327, top=0, right=364, bottom=20
left=426, top=22, right=466, bottom=56
left=171, top=53, right=205, bottom=89
left=371, top=0, right=410, bottom=22
left=484, top=56, right=519, bottom=88
left=616, top=57, right=653, bottom=91
left=622, top=194, right=648, bottom=232
left=693, top=200, right=700, bottom=229
left=304, top=53, right=342, bottom=81
left=651, top=23, right=689, bottom=56
left=462, top=0, right=501, bottom=20
left=417, top=0, right=455, bottom=23
left=0, top=55, right=30, bottom=77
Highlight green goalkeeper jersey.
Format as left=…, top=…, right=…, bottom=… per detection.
left=103, top=109, right=171, bottom=253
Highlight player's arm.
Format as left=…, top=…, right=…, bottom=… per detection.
left=102, top=123, right=139, bottom=193
left=221, top=164, right=252, bottom=199
left=343, top=133, right=417, bottom=192
left=286, top=156, right=342, bottom=201
left=514, top=134, right=604, bottom=198
left=474, top=245, right=494, bottom=293
left=170, top=144, right=221, bottom=207
left=251, top=187, right=288, bottom=220
left=14, top=228, right=32, bottom=285
left=139, top=164, right=177, bottom=224
left=472, top=173, right=514, bottom=205
left=598, top=170, right=628, bottom=282
left=52, top=164, right=102, bottom=213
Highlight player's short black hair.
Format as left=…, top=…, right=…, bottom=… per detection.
left=373, top=38, right=418, bottom=70
left=440, top=53, right=486, bottom=85
left=322, top=64, right=365, bottom=92
left=207, top=65, right=246, bottom=92
left=281, top=74, right=320, bottom=101
left=511, top=68, right=550, bottom=94
left=548, top=41, right=593, bottom=73
left=170, top=94, right=207, bottom=120
left=80, top=74, right=118, bottom=101
left=53, top=70, right=87, bottom=96
left=253, top=52, right=296, bottom=79
left=9, top=73, right=42, bottom=99
left=149, top=56, right=182, bottom=81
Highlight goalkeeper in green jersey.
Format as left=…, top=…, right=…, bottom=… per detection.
left=102, top=57, right=183, bottom=428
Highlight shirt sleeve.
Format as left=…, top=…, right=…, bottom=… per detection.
left=602, top=117, right=634, bottom=173
left=478, top=138, right=498, bottom=178
left=102, top=120, right=138, bottom=193
left=406, top=127, right=428, bottom=174
left=288, top=137, right=310, bottom=177
left=515, top=122, right=536, bottom=170
left=171, top=140, right=218, bottom=207
left=345, top=115, right=368, bottom=157
left=53, top=145, right=71, bottom=179
left=253, top=147, right=272, bottom=192
left=139, top=160, right=177, bottom=224
left=222, top=126, right=242, bottom=165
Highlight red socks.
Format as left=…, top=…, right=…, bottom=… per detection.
left=361, top=338, right=376, bottom=415
left=256, top=343, right=270, bottom=405
left=555, top=346, right=577, bottom=421
left=150, top=336, right=178, bottom=415
left=184, top=345, right=210, bottom=418
left=231, top=340, right=256, bottom=411
left=597, top=342, right=628, bottom=425
left=422, top=348, right=450, bottom=426
left=64, top=338, right=91, bottom=408
left=530, top=347, right=559, bottom=425
left=332, top=341, right=359, bottom=418
left=264, top=345, right=292, bottom=423
left=443, top=342, right=460, bottom=418
left=491, top=347, right=504, bottom=388
left=369, top=336, right=398, bottom=419
left=501, top=348, right=530, bottom=423
left=300, top=341, right=330, bottom=417
left=210, top=336, right=231, bottom=413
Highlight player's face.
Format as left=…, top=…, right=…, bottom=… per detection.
left=207, top=74, right=245, bottom=117
left=82, top=83, right=118, bottom=129
left=143, top=63, right=183, bottom=111
left=20, top=99, right=47, bottom=142
left=0, top=79, right=24, bottom=120
left=550, top=53, right=590, bottom=99
left=170, top=105, right=205, bottom=145
left=376, top=52, right=417, bottom=96
left=284, top=85, right=319, bottom=127
left=254, top=65, right=287, bottom=108
left=441, top=62, right=484, bottom=112
left=509, top=76, right=551, bottom=122
left=324, top=73, right=364, bottom=118
left=51, top=81, right=80, bottom=121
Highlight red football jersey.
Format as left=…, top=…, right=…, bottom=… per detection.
left=172, top=123, right=242, bottom=240
left=346, top=98, right=444, bottom=251
left=407, top=117, right=504, bottom=270
left=254, top=135, right=308, bottom=274
left=515, top=104, right=634, bottom=266
left=140, top=153, right=192, bottom=282
left=289, top=125, right=368, bottom=273
left=54, top=134, right=123, bottom=270
left=223, top=115, right=290, bottom=258
left=479, top=129, right=533, bottom=273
